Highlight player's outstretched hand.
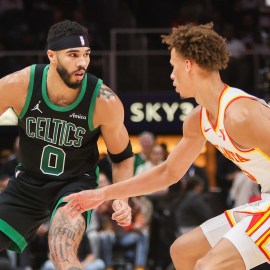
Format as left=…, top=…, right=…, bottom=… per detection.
left=63, top=189, right=105, bottom=218
left=112, top=200, right=132, bottom=227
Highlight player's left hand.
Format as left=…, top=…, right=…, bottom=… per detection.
left=112, top=199, right=132, bottom=227
left=63, top=189, right=105, bottom=218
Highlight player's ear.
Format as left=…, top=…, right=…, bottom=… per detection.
left=47, top=50, right=56, bottom=63
left=185, top=59, right=192, bottom=71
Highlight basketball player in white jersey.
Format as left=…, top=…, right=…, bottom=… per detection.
left=64, top=23, right=270, bottom=270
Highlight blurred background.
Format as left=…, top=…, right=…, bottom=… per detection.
left=0, top=1, right=270, bottom=269
left=0, top=0, right=270, bottom=183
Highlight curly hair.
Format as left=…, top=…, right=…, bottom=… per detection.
left=47, top=19, right=88, bottom=44
left=162, top=22, right=230, bottom=71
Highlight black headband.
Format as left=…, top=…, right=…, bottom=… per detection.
left=48, top=35, right=90, bottom=51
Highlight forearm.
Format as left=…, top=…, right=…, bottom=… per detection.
left=112, top=157, right=134, bottom=183
left=103, top=161, right=181, bottom=201
left=111, top=156, right=134, bottom=202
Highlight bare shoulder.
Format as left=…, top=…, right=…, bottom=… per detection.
left=0, top=66, right=31, bottom=114
left=0, top=66, right=30, bottom=89
left=183, top=105, right=204, bottom=139
left=225, top=97, right=266, bottom=130
left=224, top=97, right=270, bottom=149
left=94, top=83, right=124, bottom=126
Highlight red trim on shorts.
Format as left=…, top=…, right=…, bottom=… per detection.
left=257, top=229, right=270, bottom=260
left=224, top=210, right=234, bottom=227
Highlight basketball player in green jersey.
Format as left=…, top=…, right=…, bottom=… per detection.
left=0, top=20, right=134, bottom=270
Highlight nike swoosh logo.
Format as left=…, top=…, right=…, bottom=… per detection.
left=204, top=128, right=211, bottom=132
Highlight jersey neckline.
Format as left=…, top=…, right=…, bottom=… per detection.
left=42, top=65, right=87, bottom=112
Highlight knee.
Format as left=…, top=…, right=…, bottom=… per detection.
left=170, top=240, right=178, bottom=260
left=194, top=257, right=219, bottom=270
left=194, top=255, right=220, bottom=270
left=170, top=235, right=187, bottom=261
left=194, top=258, right=208, bottom=270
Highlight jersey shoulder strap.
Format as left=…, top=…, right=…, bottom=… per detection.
left=19, top=64, right=46, bottom=119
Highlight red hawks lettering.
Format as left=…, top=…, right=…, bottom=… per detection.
left=214, top=145, right=250, bottom=162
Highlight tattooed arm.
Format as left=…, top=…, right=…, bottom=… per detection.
left=93, top=84, right=133, bottom=226
left=94, top=84, right=132, bottom=159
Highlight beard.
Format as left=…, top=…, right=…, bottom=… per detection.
left=56, top=62, right=85, bottom=89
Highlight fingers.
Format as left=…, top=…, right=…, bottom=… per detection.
left=112, top=200, right=122, bottom=211
left=112, top=210, right=131, bottom=223
left=112, top=200, right=132, bottom=226
left=116, top=217, right=132, bottom=227
left=63, top=194, right=77, bottom=202
left=63, top=201, right=84, bottom=218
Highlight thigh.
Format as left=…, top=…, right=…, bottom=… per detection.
left=49, top=207, right=85, bottom=248
left=223, top=215, right=269, bottom=269
left=200, top=214, right=268, bottom=270
left=173, top=226, right=212, bottom=259
left=198, top=238, right=246, bottom=270
left=48, top=207, right=86, bottom=263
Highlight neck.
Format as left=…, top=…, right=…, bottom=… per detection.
left=46, top=67, right=80, bottom=106
left=194, top=72, right=224, bottom=118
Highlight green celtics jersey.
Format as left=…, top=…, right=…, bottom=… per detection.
left=18, top=64, right=102, bottom=180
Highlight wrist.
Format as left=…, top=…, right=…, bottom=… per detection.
left=103, top=185, right=110, bottom=201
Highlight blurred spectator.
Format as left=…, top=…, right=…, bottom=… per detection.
left=182, top=163, right=210, bottom=193
left=96, top=164, right=153, bottom=270
left=147, top=184, right=182, bottom=270
left=0, top=174, right=12, bottom=269
left=98, top=193, right=152, bottom=270
left=159, top=142, right=169, bottom=160
left=98, top=156, right=113, bottom=183
left=221, top=23, right=253, bottom=92
left=0, top=149, right=12, bottom=169
left=0, top=250, right=12, bottom=270
left=215, top=151, right=239, bottom=208
left=0, top=174, right=10, bottom=193
left=0, top=0, right=24, bottom=15
left=135, top=143, right=164, bottom=175
left=133, top=131, right=156, bottom=173
left=86, top=172, right=111, bottom=259
left=229, top=171, right=260, bottom=207
left=136, top=143, right=168, bottom=196
left=175, top=176, right=213, bottom=236
left=171, top=0, right=213, bottom=27
left=224, top=23, right=246, bottom=58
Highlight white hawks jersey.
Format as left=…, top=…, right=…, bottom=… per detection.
left=200, top=84, right=270, bottom=193
left=201, top=85, right=270, bottom=261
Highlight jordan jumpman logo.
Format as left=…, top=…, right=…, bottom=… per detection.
left=31, top=101, right=43, bottom=113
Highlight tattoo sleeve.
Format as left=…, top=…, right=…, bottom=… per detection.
left=98, top=84, right=116, bottom=99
